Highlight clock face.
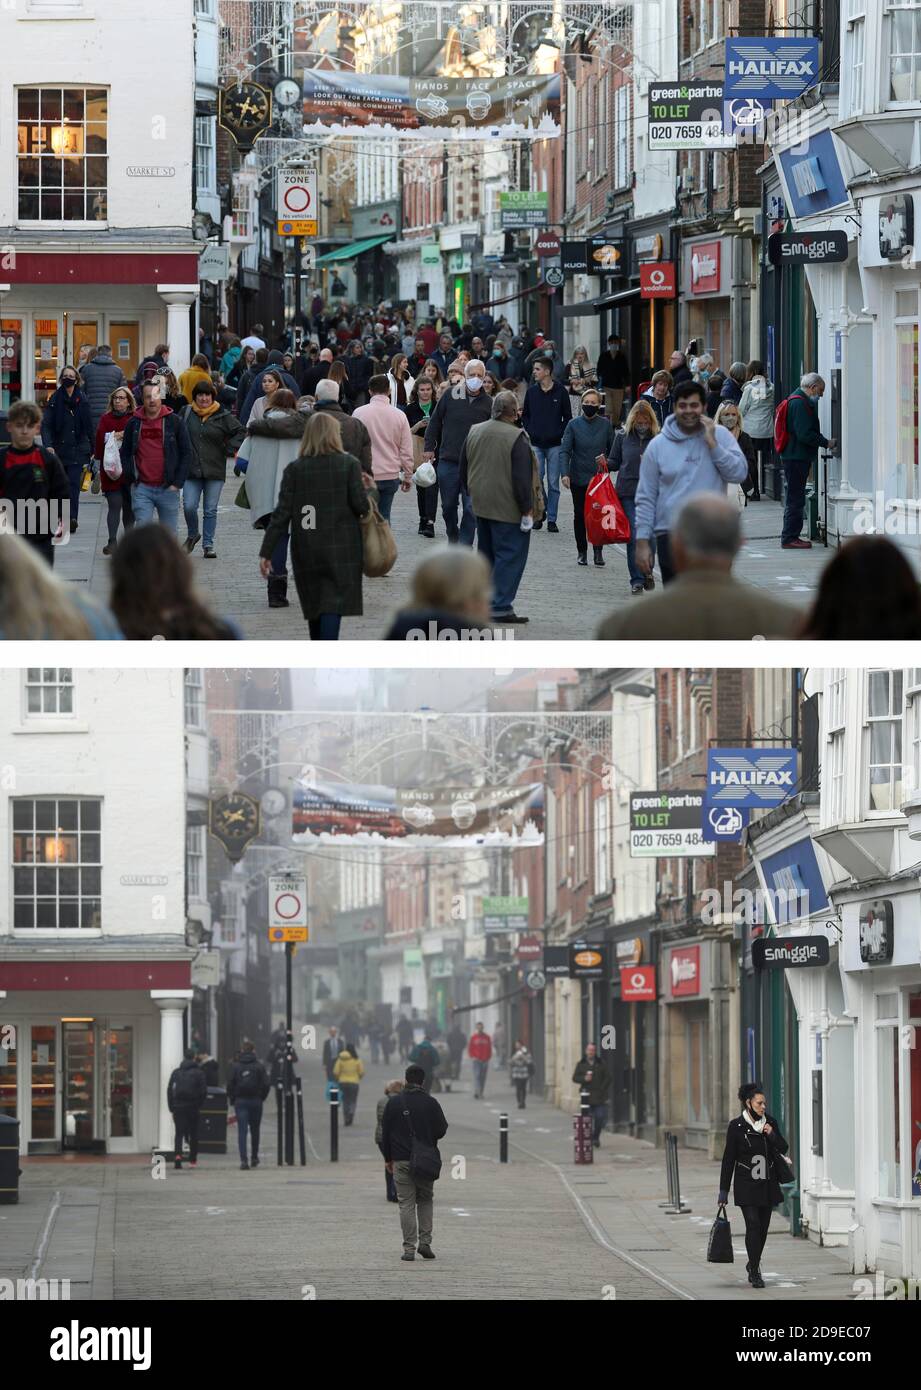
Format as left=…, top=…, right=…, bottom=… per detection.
left=215, top=793, right=259, bottom=839
left=261, top=788, right=287, bottom=818
left=223, top=83, right=270, bottom=129
left=274, top=78, right=301, bottom=108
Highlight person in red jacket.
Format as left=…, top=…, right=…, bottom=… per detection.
left=94, top=385, right=136, bottom=555
left=467, top=1022, right=493, bottom=1099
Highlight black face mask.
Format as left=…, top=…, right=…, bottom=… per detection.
left=582, top=403, right=599, bottom=417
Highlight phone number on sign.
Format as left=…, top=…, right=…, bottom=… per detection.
left=649, top=124, right=725, bottom=143
left=631, top=831, right=706, bottom=848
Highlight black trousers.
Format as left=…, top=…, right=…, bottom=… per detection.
left=416, top=478, right=438, bottom=523
left=514, top=1078, right=528, bottom=1107
left=740, top=1204, right=772, bottom=1269
left=655, top=532, right=677, bottom=584
left=172, top=1103, right=200, bottom=1162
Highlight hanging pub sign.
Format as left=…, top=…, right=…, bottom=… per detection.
left=858, top=899, right=894, bottom=964
left=218, top=81, right=273, bottom=153
left=767, top=231, right=849, bottom=265
left=723, top=38, right=820, bottom=101
left=647, top=82, right=734, bottom=150
left=209, top=791, right=262, bottom=863
left=752, top=936, right=830, bottom=969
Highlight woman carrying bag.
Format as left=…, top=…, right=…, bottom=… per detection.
left=718, top=1082, right=790, bottom=1289
left=403, top=374, right=438, bottom=538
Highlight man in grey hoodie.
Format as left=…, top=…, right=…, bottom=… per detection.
left=634, top=378, right=749, bottom=584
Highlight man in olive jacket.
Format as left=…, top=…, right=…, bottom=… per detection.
left=313, top=378, right=373, bottom=476
left=779, top=373, right=837, bottom=549
left=460, top=390, right=534, bottom=623
left=572, top=1042, right=612, bottom=1148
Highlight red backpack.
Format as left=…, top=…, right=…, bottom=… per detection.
left=773, top=396, right=791, bottom=454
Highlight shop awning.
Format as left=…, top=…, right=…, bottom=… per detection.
left=315, top=234, right=393, bottom=264
left=559, top=286, right=641, bottom=316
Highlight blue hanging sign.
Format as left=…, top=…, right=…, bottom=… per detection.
left=724, top=38, right=820, bottom=101
left=706, top=747, right=798, bottom=808
left=701, top=803, right=751, bottom=843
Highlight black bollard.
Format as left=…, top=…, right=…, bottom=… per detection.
left=329, top=1083, right=339, bottom=1162
left=276, top=1078, right=284, bottom=1167
left=296, top=1075, right=306, bottom=1166
left=499, top=1111, right=508, bottom=1163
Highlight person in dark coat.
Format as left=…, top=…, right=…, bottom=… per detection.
left=343, top=340, right=375, bottom=407
left=607, top=398, right=659, bottom=594
left=408, top=1035, right=441, bottom=1094
left=81, top=346, right=128, bottom=438
left=779, top=373, right=837, bottom=550
left=312, top=378, right=373, bottom=476
left=94, top=385, right=137, bottom=556
left=718, top=1082, right=790, bottom=1288
left=258, top=409, right=371, bottom=640
left=381, top=1064, right=449, bottom=1261
left=180, top=380, right=246, bottom=557
left=720, top=361, right=747, bottom=406
left=639, top=371, right=673, bottom=429
left=322, top=1026, right=344, bottom=1081
left=705, top=370, right=726, bottom=418
left=239, top=351, right=301, bottom=424
left=667, top=350, right=693, bottom=387
left=559, top=387, right=615, bottom=566
left=166, top=1048, right=207, bottom=1169
left=227, top=1039, right=270, bottom=1169
left=572, top=1042, right=612, bottom=1147
left=41, top=367, right=93, bottom=531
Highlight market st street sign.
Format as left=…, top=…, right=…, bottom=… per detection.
left=723, top=38, right=820, bottom=101
left=752, top=936, right=830, bottom=969
left=768, top=231, right=848, bottom=265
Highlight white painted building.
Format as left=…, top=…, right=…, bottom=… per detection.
left=0, top=0, right=199, bottom=405
left=0, top=668, right=194, bottom=1156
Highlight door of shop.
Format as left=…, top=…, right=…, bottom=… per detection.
left=25, top=1019, right=133, bottom=1153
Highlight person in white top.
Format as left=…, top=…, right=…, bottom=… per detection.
left=240, top=323, right=266, bottom=352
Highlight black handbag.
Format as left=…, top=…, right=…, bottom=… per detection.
left=402, top=1098, right=442, bottom=1183
left=707, top=1203, right=734, bottom=1263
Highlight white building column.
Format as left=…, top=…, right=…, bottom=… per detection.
left=156, top=286, right=200, bottom=376
left=151, top=990, right=193, bottom=1151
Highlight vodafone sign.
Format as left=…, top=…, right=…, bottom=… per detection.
left=621, top=965, right=656, bottom=1000
left=640, top=262, right=676, bottom=299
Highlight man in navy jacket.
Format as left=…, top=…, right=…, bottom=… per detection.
left=522, top=356, right=571, bottom=530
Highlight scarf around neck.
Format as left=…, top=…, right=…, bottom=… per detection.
left=742, top=1107, right=766, bottom=1134
left=191, top=399, right=220, bottom=420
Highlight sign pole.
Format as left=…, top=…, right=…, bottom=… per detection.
left=284, top=941, right=294, bottom=1165
left=294, top=234, right=303, bottom=330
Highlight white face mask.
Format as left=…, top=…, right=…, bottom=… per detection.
left=466, top=377, right=483, bottom=393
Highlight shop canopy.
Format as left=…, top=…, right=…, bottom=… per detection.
left=315, top=234, right=393, bottom=264
left=559, top=286, right=641, bottom=316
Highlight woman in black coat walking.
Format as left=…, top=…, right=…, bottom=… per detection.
left=718, top=1082, right=790, bottom=1288
left=41, top=367, right=94, bottom=531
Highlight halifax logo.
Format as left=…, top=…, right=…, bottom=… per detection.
left=706, top=748, right=797, bottom=808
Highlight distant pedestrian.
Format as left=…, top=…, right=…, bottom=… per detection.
left=381, top=1064, right=448, bottom=1262
left=468, top=1022, right=492, bottom=1098
left=167, top=1047, right=207, bottom=1169
left=720, top=361, right=747, bottom=406
left=714, top=401, right=757, bottom=506
left=197, top=1052, right=220, bottom=1088
left=799, top=535, right=921, bottom=639
left=94, top=386, right=136, bottom=556
left=607, top=398, right=659, bottom=595
left=333, top=1045, right=364, bottom=1124
left=510, top=1040, right=534, bottom=1109
left=668, top=350, right=693, bottom=387
left=178, top=353, right=214, bottom=405
left=41, top=366, right=93, bottom=532
left=423, top=360, right=492, bottom=544
left=408, top=1035, right=441, bottom=1094
left=446, top=1023, right=467, bottom=1082
left=353, top=374, right=413, bottom=523
left=522, top=356, right=571, bottom=532
left=639, top=370, right=673, bottom=429
left=778, top=373, right=837, bottom=551
left=380, top=1029, right=395, bottom=1066
left=80, top=344, right=127, bottom=439
left=181, top=379, right=246, bottom=558
left=718, top=1083, right=789, bottom=1289
left=397, top=1016, right=414, bottom=1061
left=596, top=333, right=631, bottom=424
left=705, top=370, right=726, bottom=418
left=565, top=345, right=597, bottom=417
left=322, top=1025, right=344, bottom=1080
left=376, top=1079, right=404, bottom=1201
left=560, top=387, right=615, bottom=568
left=572, top=1042, right=611, bottom=1148
left=493, top=1021, right=506, bottom=1067
left=227, top=1039, right=270, bottom=1170
left=240, top=324, right=266, bottom=352
left=738, top=360, right=774, bottom=501
left=460, top=389, right=535, bottom=624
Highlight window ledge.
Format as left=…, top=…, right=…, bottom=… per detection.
left=19, top=6, right=95, bottom=16
left=13, top=722, right=89, bottom=734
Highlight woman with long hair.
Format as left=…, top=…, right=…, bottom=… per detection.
left=247, top=369, right=284, bottom=425
left=94, top=384, right=136, bottom=555
left=718, top=1082, right=789, bottom=1289
left=715, top=400, right=757, bottom=506
left=387, top=352, right=410, bottom=408
left=565, top=344, right=597, bottom=418
left=421, top=358, right=444, bottom=389
left=328, top=358, right=352, bottom=411
left=0, top=532, right=121, bottom=639
left=403, top=373, right=438, bottom=538
left=109, top=525, right=240, bottom=638
left=607, top=399, right=660, bottom=594
left=233, top=344, right=258, bottom=402
left=258, top=410, right=371, bottom=640
left=738, top=358, right=774, bottom=501
left=799, top=536, right=921, bottom=638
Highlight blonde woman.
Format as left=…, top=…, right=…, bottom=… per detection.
left=715, top=401, right=757, bottom=507
left=606, top=399, right=660, bottom=595
left=565, top=345, right=597, bottom=417
left=0, top=532, right=121, bottom=639
left=258, top=410, right=370, bottom=640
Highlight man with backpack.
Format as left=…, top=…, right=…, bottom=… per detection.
left=227, top=1039, right=271, bottom=1170
left=776, top=373, right=837, bottom=550
left=1, top=401, right=70, bottom=563
left=381, top=1064, right=449, bottom=1262
left=167, top=1048, right=208, bottom=1169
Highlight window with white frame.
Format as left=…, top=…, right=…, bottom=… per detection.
left=890, top=0, right=921, bottom=102
left=906, top=668, right=921, bottom=803
left=894, top=291, right=919, bottom=498
left=825, top=668, right=847, bottom=822
left=866, top=669, right=904, bottom=813
left=596, top=78, right=608, bottom=179
left=25, top=667, right=73, bottom=715
left=17, top=86, right=107, bottom=222
left=546, top=788, right=557, bottom=914
left=594, top=794, right=611, bottom=895
left=576, top=783, right=590, bottom=883
left=13, top=797, right=101, bottom=929
left=195, top=115, right=215, bottom=195
left=614, top=84, right=629, bottom=189
left=845, top=0, right=866, bottom=116
left=184, top=668, right=204, bottom=729
left=194, top=0, right=215, bottom=13
left=875, top=992, right=900, bottom=1197
left=186, top=824, right=205, bottom=900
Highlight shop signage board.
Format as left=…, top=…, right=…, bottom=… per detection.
left=483, top=895, right=529, bottom=932
left=621, top=965, right=656, bottom=1001
left=516, top=935, right=543, bottom=960
left=706, top=748, right=797, bottom=808
left=268, top=925, right=309, bottom=943
left=668, top=945, right=700, bottom=997
left=689, top=240, right=722, bottom=294
left=858, top=899, right=894, bottom=964
left=723, top=38, right=820, bottom=101
left=615, top=937, right=643, bottom=965
left=535, top=231, right=561, bottom=257
left=525, top=968, right=546, bottom=991
left=420, top=243, right=442, bottom=266
left=752, top=936, right=830, bottom=968
left=586, top=238, right=625, bottom=275
left=543, top=945, right=570, bottom=978
left=767, top=231, right=848, bottom=265
left=640, top=262, right=676, bottom=298
left=569, top=942, right=607, bottom=980
left=199, top=244, right=230, bottom=281
left=647, top=82, right=734, bottom=150
left=544, top=266, right=564, bottom=287
left=701, top=803, right=750, bottom=843
left=499, top=191, right=549, bottom=228
left=629, top=791, right=716, bottom=858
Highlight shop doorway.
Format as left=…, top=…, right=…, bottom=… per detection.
left=68, top=316, right=99, bottom=373
left=25, top=1019, right=134, bottom=1153
left=1, top=318, right=24, bottom=408
left=33, top=317, right=61, bottom=405
left=109, top=322, right=140, bottom=378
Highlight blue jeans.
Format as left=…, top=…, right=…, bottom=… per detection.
left=182, top=478, right=224, bottom=548
left=782, top=459, right=810, bottom=543
left=64, top=462, right=83, bottom=522
left=132, top=483, right=180, bottom=534
left=533, top=445, right=562, bottom=523
left=591, top=1103, right=609, bottom=1144
left=438, top=460, right=476, bottom=544
left=472, top=1059, right=489, bottom=1097
left=619, top=496, right=656, bottom=587
left=475, top=516, right=530, bottom=616
left=234, top=1098, right=263, bottom=1163
left=308, top=614, right=342, bottom=640
left=375, top=477, right=400, bottom=522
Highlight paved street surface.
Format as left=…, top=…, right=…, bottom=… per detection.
left=5, top=1061, right=853, bottom=1301
left=59, top=488, right=828, bottom=642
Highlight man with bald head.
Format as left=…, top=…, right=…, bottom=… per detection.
left=597, top=495, right=800, bottom=639
left=301, top=346, right=335, bottom=396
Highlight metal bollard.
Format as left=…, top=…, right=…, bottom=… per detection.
left=295, top=1075, right=306, bottom=1166
left=663, top=1132, right=692, bottom=1214
left=499, top=1112, right=508, bottom=1163
left=329, top=1084, right=339, bottom=1163
left=276, top=1078, right=284, bottom=1167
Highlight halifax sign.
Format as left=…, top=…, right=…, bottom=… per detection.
left=724, top=38, right=820, bottom=101
left=706, top=747, right=797, bottom=809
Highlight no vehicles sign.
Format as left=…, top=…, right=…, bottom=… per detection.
left=268, top=875, right=308, bottom=940
left=277, top=167, right=318, bottom=237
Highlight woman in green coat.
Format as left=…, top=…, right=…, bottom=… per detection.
left=181, top=380, right=246, bottom=557
left=259, top=411, right=372, bottom=640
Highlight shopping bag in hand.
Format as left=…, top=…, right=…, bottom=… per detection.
left=585, top=466, right=630, bottom=546
left=706, top=1203, right=734, bottom=1263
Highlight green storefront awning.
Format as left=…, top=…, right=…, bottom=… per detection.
left=315, top=234, right=393, bottom=264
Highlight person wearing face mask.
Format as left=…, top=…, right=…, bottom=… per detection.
left=718, top=1083, right=789, bottom=1290
left=485, top=340, right=509, bottom=380
left=421, top=360, right=492, bottom=544
left=607, top=400, right=660, bottom=594
left=41, top=366, right=94, bottom=532
left=559, top=389, right=614, bottom=567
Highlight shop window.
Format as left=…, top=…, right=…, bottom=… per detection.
left=25, top=667, right=73, bottom=716
left=0, top=319, right=23, bottom=408
left=877, top=1015, right=900, bottom=1198
left=845, top=0, right=866, bottom=117
left=889, top=1, right=921, bottom=102
left=910, top=994, right=921, bottom=1196
left=865, top=669, right=904, bottom=813
left=107, top=1026, right=133, bottom=1138
left=30, top=1025, right=56, bottom=1140
left=825, top=669, right=847, bottom=822
left=0, top=1028, right=16, bottom=1118
left=17, top=87, right=107, bottom=223
left=186, top=825, right=204, bottom=900
left=614, top=85, right=629, bottom=190
left=12, top=797, right=101, bottom=929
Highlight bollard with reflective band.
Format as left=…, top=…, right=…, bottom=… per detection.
left=295, top=1075, right=306, bottom=1166
left=499, top=1111, right=508, bottom=1163
left=329, top=1084, right=339, bottom=1163
left=276, top=1079, right=284, bottom=1167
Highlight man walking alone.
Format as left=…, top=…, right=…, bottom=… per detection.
left=381, top=1064, right=448, bottom=1262
left=461, top=389, right=534, bottom=624
left=167, top=1047, right=207, bottom=1169
left=467, top=1022, right=493, bottom=1099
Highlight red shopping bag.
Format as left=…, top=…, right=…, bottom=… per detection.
left=585, top=466, right=630, bottom=546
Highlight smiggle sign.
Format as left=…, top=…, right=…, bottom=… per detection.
left=723, top=38, right=819, bottom=100
left=705, top=748, right=798, bottom=807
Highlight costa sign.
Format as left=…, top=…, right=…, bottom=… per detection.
left=621, top=965, right=656, bottom=1001
left=640, top=262, right=676, bottom=299
left=534, top=230, right=561, bottom=257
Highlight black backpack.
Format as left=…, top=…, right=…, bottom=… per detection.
left=173, top=1066, right=202, bottom=1104
left=236, top=1061, right=265, bottom=1099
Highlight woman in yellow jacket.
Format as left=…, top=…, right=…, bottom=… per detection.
left=332, top=1046, right=365, bottom=1126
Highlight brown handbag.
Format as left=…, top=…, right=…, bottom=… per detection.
left=360, top=495, right=398, bottom=577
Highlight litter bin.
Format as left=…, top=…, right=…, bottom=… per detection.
left=0, top=1113, right=21, bottom=1204
left=199, top=1087, right=228, bottom=1155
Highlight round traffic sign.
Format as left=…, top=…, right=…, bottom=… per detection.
left=273, top=891, right=302, bottom=920
left=544, top=266, right=564, bottom=288
left=282, top=183, right=311, bottom=215
left=525, top=969, right=546, bottom=991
